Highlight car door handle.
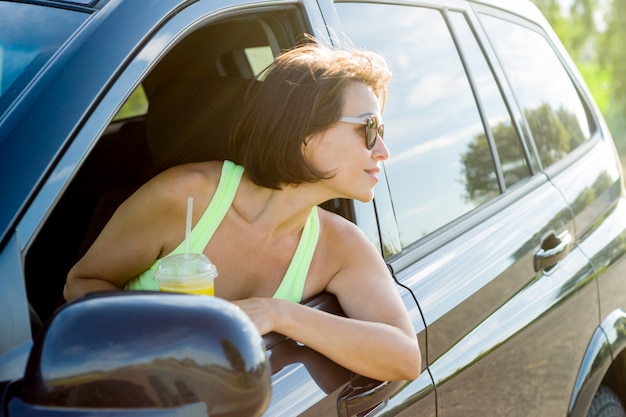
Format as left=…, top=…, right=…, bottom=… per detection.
left=337, top=374, right=404, bottom=417
left=534, top=230, right=573, bottom=272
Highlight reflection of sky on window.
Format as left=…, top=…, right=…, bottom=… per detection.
left=389, top=122, right=483, bottom=164
left=337, top=3, right=489, bottom=245
left=387, top=127, right=481, bottom=244
left=503, top=30, right=568, bottom=109
left=482, top=14, right=590, bottom=138
left=448, top=12, right=512, bottom=128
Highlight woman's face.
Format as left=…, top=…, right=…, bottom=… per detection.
left=305, top=81, right=390, bottom=202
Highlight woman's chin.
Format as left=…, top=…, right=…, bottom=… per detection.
left=354, top=190, right=375, bottom=203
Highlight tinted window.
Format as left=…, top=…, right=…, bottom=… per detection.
left=449, top=12, right=530, bottom=191
left=480, top=13, right=593, bottom=168
left=335, top=4, right=502, bottom=248
left=0, top=2, right=86, bottom=121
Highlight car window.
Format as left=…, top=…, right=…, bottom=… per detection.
left=113, top=84, right=149, bottom=121
left=0, top=2, right=86, bottom=123
left=243, top=45, right=274, bottom=78
left=448, top=11, right=530, bottom=191
left=23, top=8, right=303, bottom=323
left=335, top=3, right=520, bottom=249
left=479, top=13, right=594, bottom=169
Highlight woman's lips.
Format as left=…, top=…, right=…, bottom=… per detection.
left=365, top=167, right=380, bottom=181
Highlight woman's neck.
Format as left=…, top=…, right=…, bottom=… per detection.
left=230, top=175, right=323, bottom=240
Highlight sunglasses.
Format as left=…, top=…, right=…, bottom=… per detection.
left=339, top=115, right=384, bottom=150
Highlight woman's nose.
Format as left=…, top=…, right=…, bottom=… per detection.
left=373, top=133, right=390, bottom=160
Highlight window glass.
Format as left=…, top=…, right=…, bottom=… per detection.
left=335, top=3, right=499, bottom=248
left=449, top=12, right=530, bottom=191
left=244, top=45, right=274, bottom=78
left=0, top=3, right=86, bottom=121
left=113, top=84, right=149, bottom=121
left=480, top=14, right=593, bottom=168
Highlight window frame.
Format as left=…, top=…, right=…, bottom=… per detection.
left=18, top=1, right=321, bottom=328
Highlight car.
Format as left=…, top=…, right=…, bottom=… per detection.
left=2, top=0, right=626, bottom=416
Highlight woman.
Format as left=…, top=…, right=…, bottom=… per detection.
left=65, top=40, right=421, bottom=382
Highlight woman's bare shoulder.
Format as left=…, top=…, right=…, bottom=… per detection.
left=139, top=161, right=224, bottom=202
left=315, top=206, right=376, bottom=260
left=314, top=206, right=390, bottom=299
left=151, top=160, right=222, bottom=187
left=316, top=206, right=364, bottom=238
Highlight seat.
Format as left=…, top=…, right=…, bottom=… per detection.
left=146, top=76, right=255, bottom=171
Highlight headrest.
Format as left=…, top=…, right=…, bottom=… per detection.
left=146, top=76, right=253, bottom=171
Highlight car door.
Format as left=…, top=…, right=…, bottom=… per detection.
left=331, top=0, right=599, bottom=415
left=476, top=5, right=626, bottom=413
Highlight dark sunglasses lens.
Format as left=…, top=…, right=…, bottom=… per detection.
left=366, top=117, right=378, bottom=149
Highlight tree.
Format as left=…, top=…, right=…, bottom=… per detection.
left=569, top=0, right=598, bottom=55
left=531, top=0, right=626, bottom=165
left=599, top=0, right=626, bottom=125
left=530, top=0, right=597, bottom=61
left=530, top=0, right=569, bottom=46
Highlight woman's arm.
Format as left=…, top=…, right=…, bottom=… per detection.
left=64, top=164, right=214, bottom=300
left=234, top=219, right=421, bottom=382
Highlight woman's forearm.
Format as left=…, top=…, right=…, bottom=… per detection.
left=271, top=299, right=421, bottom=381
left=281, top=306, right=421, bottom=381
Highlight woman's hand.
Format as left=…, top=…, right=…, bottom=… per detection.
left=232, top=297, right=280, bottom=335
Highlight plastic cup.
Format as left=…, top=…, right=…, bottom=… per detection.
left=154, top=253, right=218, bottom=296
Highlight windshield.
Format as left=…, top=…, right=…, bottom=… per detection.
left=0, top=2, right=87, bottom=117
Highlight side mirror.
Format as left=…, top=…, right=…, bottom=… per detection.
left=18, top=292, right=270, bottom=417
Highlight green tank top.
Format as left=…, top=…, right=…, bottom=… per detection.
left=124, top=160, right=319, bottom=303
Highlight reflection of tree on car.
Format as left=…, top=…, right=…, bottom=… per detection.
left=462, top=103, right=587, bottom=204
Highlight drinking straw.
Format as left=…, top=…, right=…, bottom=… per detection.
left=185, top=197, right=193, bottom=256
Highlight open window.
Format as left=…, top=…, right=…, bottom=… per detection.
left=22, top=9, right=309, bottom=326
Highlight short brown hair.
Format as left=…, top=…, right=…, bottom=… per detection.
left=229, top=39, right=392, bottom=189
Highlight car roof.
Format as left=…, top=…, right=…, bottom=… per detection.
left=468, top=0, right=546, bottom=22
left=18, top=0, right=111, bottom=10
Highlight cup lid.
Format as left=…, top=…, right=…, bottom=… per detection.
left=154, top=253, right=218, bottom=281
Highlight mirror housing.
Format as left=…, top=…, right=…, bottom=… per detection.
left=19, top=292, right=270, bottom=417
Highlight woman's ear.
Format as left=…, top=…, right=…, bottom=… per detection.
left=303, top=131, right=321, bottom=148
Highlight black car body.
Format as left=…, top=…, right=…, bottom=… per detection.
left=2, top=0, right=626, bottom=416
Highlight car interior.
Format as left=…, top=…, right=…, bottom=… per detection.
left=23, top=10, right=353, bottom=334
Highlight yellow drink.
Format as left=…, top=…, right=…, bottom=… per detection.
left=159, top=282, right=214, bottom=296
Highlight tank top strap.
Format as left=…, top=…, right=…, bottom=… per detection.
left=186, top=160, right=244, bottom=253
left=272, top=207, right=320, bottom=303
